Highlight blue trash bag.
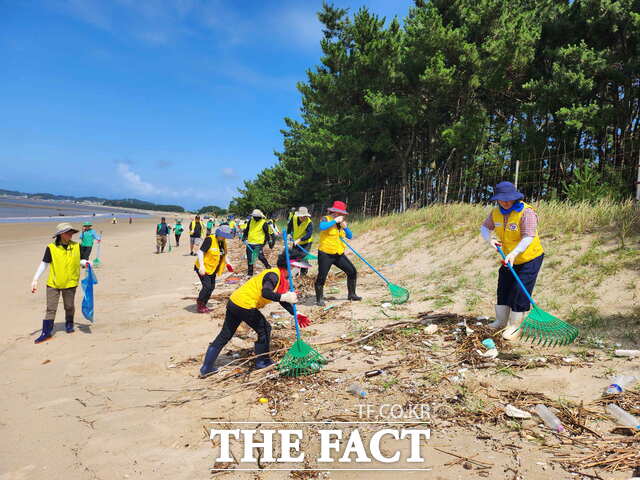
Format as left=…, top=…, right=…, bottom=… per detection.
left=81, top=264, right=98, bottom=322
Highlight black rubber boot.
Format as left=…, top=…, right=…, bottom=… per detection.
left=254, top=341, right=273, bottom=369
left=65, top=315, right=74, bottom=333
left=199, top=342, right=223, bottom=378
left=315, top=285, right=325, bottom=307
left=35, top=320, right=54, bottom=344
left=347, top=278, right=362, bottom=301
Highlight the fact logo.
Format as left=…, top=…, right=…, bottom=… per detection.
left=209, top=422, right=431, bottom=472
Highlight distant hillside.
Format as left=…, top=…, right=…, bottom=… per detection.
left=0, top=189, right=185, bottom=212
left=104, top=199, right=185, bottom=213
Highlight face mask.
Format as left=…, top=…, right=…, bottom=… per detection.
left=253, top=216, right=261, bottom=221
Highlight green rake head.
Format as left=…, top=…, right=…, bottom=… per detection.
left=518, top=306, right=579, bottom=346
left=303, top=253, right=317, bottom=262
left=249, top=248, right=259, bottom=265
left=389, top=283, right=410, bottom=305
left=93, top=258, right=101, bottom=267
left=277, top=339, right=327, bottom=377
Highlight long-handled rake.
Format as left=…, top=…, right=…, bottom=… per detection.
left=496, top=246, right=579, bottom=345
left=167, top=232, right=172, bottom=253
left=93, top=230, right=103, bottom=267
left=277, top=230, right=326, bottom=377
left=341, top=239, right=409, bottom=304
left=294, top=243, right=317, bottom=261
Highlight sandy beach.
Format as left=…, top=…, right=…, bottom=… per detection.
left=1, top=216, right=638, bottom=480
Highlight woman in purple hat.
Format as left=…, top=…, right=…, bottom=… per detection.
left=480, top=182, right=544, bottom=341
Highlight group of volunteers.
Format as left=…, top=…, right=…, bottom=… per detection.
left=29, top=182, right=546, bottom=386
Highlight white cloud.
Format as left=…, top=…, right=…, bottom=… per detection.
left=117, top=162, right=155, bottom=195
left=221, top=167, right=237, bottom=178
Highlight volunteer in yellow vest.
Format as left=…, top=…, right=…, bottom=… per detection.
left=481, top=181, right=544, bottom=340
left=189, top=215, right=206, bottom=256
left=198, top=253, right=311, bottom=377
left=228, top=216, right=237, bottom=237
left=241, top=209, right=272, bottom=276
left=194, top=226, right=235, bottom=314
left=287, top=206, right=313, bottom=276
left=31, top=223, right=92, bottom=343
left=314, top=200, right=361, bottom=306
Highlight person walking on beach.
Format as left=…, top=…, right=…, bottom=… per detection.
left=242, top=209, right=272, bottom=277
left=194, top=226, right=234, bottom=313
left=156, top=217, right=170, bottom=253
left=481, top=181, right=544, bottom=341
left=206, top=218, right=214, bottom=236
left=287, top=206, right=313, bottom=276
left=31, top=223, right=92, bottom=343
left=198, top=253, right=310, bottom=377
left=173, top=220, right=184, bottom=247
left=111, top=215, right=117, bottom=224
left=79, top=221, right=100, bottom=260
left=189, top=215, right=205, bottom=256
left=315, top=201, right=361, bottom=306
left=129, top=217, right=132, bottom=224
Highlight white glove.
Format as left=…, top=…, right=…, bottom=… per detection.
left=198, top=267, right=206, bottom=276
left=80, top=259, right=91, bottom=268
left=341, top=220, right=348, bottom=228
left=280, top=291, right=298, bottom=304
left=334, top=216, right=344, bottom=224
left=503, top=251, right=518, bottom=267
left=489, top=239, right=502, bottom=250
left=31, top=280, right=38, bottom=293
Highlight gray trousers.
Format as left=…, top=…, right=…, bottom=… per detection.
left=45, top=286, right=77, bottom=321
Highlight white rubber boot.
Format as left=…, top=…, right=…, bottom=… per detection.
left=489, top=305, right=510, bottom=330
left=502, top=311, right=525, bottom=341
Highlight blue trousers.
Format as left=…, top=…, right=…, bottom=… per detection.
left=497, top=254, right=544, bottom=312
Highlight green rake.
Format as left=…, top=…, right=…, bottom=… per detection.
left=277, top=230, right=326, bottom=377
left=93, top=230, right=103, bottom=267
left=294, top=243, right=317, bottom=261
left=496, top=246, right=579, bottom=346
left=341, top=239, right=409, bottom=304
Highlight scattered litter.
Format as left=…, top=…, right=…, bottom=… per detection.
left=41, top=359, right=51, bottom=365
left=482, top=339, right=496, bottom=350
left=381, top=302, right=391, bottom=308
left=562, top=356, right=578, bottom=364
left=362, top=345, right=374, bottom=352
left=534, top=404, right=564, bottom=432
left=476, top=315, right=489, bottom=321
left=606, top=404, right=640, bottom=428
left=605, top=374, right=638, bottom=394
left=424, top=324, right=438, bottom=334
left=505, top=404, right=532, bottom=419
left=270, top=313, right=281, bottom=319
left=323, top=304, right=336, bottom=311
left=258, top=397, right=268, bottom=404
left=614, top=349, right=640, bottom=358
left=532, top=357, right=547, bottom=363
left=477, top=348, right=498, bottom=359
left=347, top=383, right=366, bottom=398
left=365, top=369, right=384, bottom=378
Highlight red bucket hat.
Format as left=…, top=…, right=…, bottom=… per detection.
left=327, top=200, right=348, bottom=215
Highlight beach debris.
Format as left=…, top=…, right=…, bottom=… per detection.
left=505, top=404, right=531, bottom=419
left=614, top=349, right=640, bottom=358
left=258, top=397, right=269, bottom=404
left=534, top=404, right=565, bottom=432
left=424, top=324, right=438, bottom=334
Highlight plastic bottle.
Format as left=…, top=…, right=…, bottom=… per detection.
left=534, top=404, right=565, bottom=433
left=606, top=404, right=640, bottom=429
left=605, top=375, right=638, bottom=394
left=614, top=349, right=640, bottom=358
left=347, top=383, right=366, bottom=398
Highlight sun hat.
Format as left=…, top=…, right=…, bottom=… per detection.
left=296, top=206, right=311, bottom=217
left=327, top=200, right=348, bottom=215
left=53, top=222, right=79, bottom=237
left=214, top=225, right=234, bottom=239
left=82, top=221, right=92, bottom=227
left=251, top=209, right=265, bottom=218
left=490, top=181, right=524, bottom=202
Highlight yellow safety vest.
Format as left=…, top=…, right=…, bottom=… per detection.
left=229, top=220, right=236, bottom=229
left=491, top=202, right=544, bottom=265
left=47, top=241, right=81, bottom=289
left=195, top=236, right=227, bottom=275
left=292, top=215, right=312, bottom=245
left=319, top=215, right=346, bottom=255
left=189, top=220, right=205, bottom=236
left=247, top=218, right=266, bottom=244
left=230, top=268, right=281, bottom=310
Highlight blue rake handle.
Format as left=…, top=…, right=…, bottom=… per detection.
left=295, top=243, right=314, bottom=256
left=340, top=238, right=391, bottom=286
left=496, top=246, right=537, bottom=308
left=242, top=240, right=255, bottom=254
left=283, top=229, right=301, bottom=341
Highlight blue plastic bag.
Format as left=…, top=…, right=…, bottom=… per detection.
left=81, top=264, right=98, bottom=322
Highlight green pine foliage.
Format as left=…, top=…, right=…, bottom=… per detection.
left=230, top=0, right=640, bottom=215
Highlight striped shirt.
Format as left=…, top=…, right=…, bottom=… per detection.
left=482, top=207, right=538, bottom=237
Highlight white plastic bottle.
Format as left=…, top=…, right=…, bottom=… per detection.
left=347, top=383, right=366, bottom=398
left=606, top=404, right=640, bottom=429
left=614, top=349, right=640, bottom=358
left=534, top=404, right=565, bottom=432
left=605, top=375, right=638, bottom=394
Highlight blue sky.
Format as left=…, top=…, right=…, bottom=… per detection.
left=0, top=0, right=410, bottom=210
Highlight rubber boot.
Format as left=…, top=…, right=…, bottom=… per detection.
left=254, top=341, right=273, bottom=369
left=196, top=301, right=211, bottom=314
left=489, top=305, right=510, bottom=330
left=247, top=265, right=254, bottom=277
left=502, top=311, right=525, bottom=341
left=65, top=315, right=74, bottom=333
left=347, top=278, right=362, bottom=301
left=199, top=342, right=223, bottom=377
left=35, top=320, right=54, bottom=344
left=315, top=285, right=325, bottom=307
